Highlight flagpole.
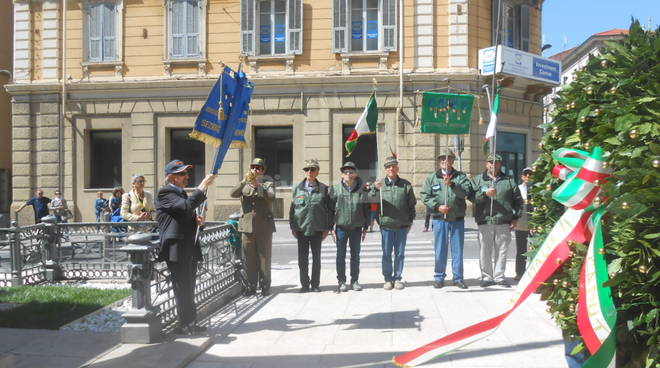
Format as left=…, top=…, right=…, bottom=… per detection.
left=488, top=0, right=503, bottom=221
left=372, top=78, right=384, bottom=217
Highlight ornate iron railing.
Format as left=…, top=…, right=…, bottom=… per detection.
left=0, top=219, right=244, bottom=339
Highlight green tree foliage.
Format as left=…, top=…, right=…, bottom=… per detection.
left=529, top=21, right=659, bottom=368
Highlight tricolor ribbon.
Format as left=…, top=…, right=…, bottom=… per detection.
left=393, top=147, right=616, bottom=367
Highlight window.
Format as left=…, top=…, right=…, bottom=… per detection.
left=254, top=127, right=292, bottom=187
left=492, top=0, right=530, bottom=52
left=333, top=0, right=396, bottom=53
left=167, top=0, right=202, bottom=58
left=86, top=2, right=117, bottom=61
left=170, top=129, right=205, bottom=187
left=241, top=0, right=303, bottom=56
left=90, top=130, right=122, bottom=188
left=496, top=131, right=527, bottom=183
left=342, top=125, right=378, bottom=182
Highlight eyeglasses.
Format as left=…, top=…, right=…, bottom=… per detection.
left=303, top=167, right=318, bottom=172
left=174, top=172, right=189, bottom=176
left=251, top=166, right=265, bottom=171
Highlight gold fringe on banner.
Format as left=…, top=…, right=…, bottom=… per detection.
left=189, top=130, right=221, bottom=147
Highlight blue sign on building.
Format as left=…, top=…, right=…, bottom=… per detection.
left=533, top=57, right=560, bottom=83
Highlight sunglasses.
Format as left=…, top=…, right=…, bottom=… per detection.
left=303, top=167, right=318, bottom=172
left=251, top=166, right=265, bottom=171
left=135, top=180, right=146, bottom=183
left=342, top=170, right=356, bottom=175
left=173, top=172, right=189, bottom=176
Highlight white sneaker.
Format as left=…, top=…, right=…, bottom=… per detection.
left=394, top=280, right=405, bottom=290
left=352, top=281, right=363, bottom=291
left=383, top=281, right=393, bottom=290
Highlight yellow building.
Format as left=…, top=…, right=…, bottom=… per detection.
left=1, top=1, right=13, bottom=226
left=8, top=0, right=550, bottom=222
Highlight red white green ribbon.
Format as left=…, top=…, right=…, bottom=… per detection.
left=579, top=209, right=617, bottom=368
left=393, top=147, right=615, bottom=367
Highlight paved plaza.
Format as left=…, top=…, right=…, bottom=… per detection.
left=1, top=220, right=568, bottom=368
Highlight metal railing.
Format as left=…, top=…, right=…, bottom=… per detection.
left=0, top=218, right=245, bottom=342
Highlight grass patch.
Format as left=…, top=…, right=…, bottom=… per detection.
left=0, top=285, right=130, bottom=329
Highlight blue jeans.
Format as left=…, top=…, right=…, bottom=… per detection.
left=335, top=227, right=362, bottom=284
left=381, top=227, right=409, bottom=282
left=433, top=218, right=465, bottom=282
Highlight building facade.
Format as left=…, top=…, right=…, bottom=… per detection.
left=8, top=0, right=549, bottom=222
left=1, top=1, right=13, bottom=227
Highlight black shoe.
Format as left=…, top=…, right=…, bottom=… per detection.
left=513, top=275, right=522, bottom=281
left=454, top=281, right=468, bottom=289
left=299, top=287, right=309, bottom=293
left=261, top=288, right=271, bottom=296
left=497, top=280, right=511, bottom=288
left=245, top=288, right=256, bottom=296
left=184, top=324, right=207, bottom=335
left=311, top=287, right=321, bottom=292
left=480, top=280, right=495, bottom=287
left=433, top=280, right=444, bottom=289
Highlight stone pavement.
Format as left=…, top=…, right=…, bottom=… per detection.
left=190, top=260, right=565, bottom=368
left=0, top=219, right=569, bottom=367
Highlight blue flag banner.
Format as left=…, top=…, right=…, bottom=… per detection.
left=190, top=66, right=254, bottom=174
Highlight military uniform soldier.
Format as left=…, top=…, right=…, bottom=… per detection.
left=231, top=158, right=276, bottom=296
left=289, top=159, right=333, bottom=293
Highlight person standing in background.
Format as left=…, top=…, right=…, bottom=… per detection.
left=95, top=192, right=109, bottom=222
left=49, top=190, right=70, bottom=223
left=16, top=189, right=51, bottom=223
left=514, top=167, right=533, bottom=281
left=121, top=175, right=155, bottom=224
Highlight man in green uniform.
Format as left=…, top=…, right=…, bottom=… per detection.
left=231, top=158, right=276, bottom=296
left=329, top=162, right=370, bottom=293
left=371, top=156, right=416, bottom=290
left=289, top=159, right=332, bottom=293
left=471, top=153, right=523, bottom=288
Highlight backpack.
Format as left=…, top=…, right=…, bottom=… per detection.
left=110, top=207, right=127, bottom=232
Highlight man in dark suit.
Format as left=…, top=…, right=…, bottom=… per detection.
left=156, top=159, right=216, bottom=334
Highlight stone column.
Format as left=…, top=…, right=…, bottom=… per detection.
left=120, top=233, right=160, bottom=343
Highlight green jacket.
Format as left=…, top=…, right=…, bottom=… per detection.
left=471, top=170, right=523, bottom=225
left=329, top=177, right=370, bottom=230
left=420, top=169, right=471, bottom=222
left=369, top=176, right=417, bottom=229
left=289, top=179, right=333, bottom=236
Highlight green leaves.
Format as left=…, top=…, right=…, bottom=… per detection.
left=529, top=20, right=659, bottom=367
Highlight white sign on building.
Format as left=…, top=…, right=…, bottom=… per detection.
left=479, top=45, right=561, bottom=86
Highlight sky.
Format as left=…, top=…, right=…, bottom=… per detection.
left=541, top=0, right=660, bottom=57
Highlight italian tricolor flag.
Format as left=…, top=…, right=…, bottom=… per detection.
left=345, top=92, right=378, bottom=157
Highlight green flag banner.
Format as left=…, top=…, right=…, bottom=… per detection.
left=421, top=92, right=474, bottom=134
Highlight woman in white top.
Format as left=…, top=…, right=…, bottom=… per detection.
left=49, top=190, right=70, bottom=223
left=121, top=175, right=155, bottom=226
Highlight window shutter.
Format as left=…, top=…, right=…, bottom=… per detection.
left=170, top=0, right=185, bottom=57
left=88, top=4, right=102, bottom=61
left=287, top=0, right=303, bottom=54
left=520, top=5, right=530, bottom=51
left=332, top=0, right=347, bottom=53
left=382, top=0, right=396, bottom=51
left=186, top=0, right=200, bottom=56
left=102, top=4, right=116, bottom=60
left=241, top=0, right=255, bottom=55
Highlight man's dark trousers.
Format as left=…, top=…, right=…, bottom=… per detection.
left=166, top=259, right=198, bottom=326
left=335, top=227, right=361, bottom=284
left=297, top=232, right=322, bottom=289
